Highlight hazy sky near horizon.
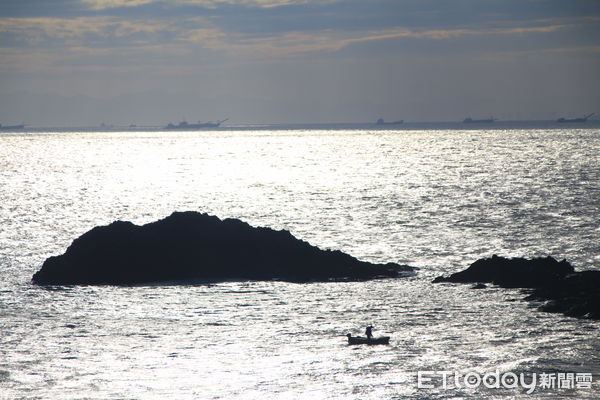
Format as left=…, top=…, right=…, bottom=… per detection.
left=1, top=0, right=599, bottom=125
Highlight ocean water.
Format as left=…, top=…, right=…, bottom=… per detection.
left=0, top=126, right=599, bottom=399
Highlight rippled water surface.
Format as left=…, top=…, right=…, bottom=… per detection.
left=1, top=127, right=599, bottom=399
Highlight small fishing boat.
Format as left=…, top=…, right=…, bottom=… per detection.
left=557, top=113, right=594, bottom=123
left=346, top=333, right=390, bottom=345
left=164, top=118, right=228, bottom=130
left=376, top=118, right=403, bottom=125
left=0, top=123, right=25, bottom=130
left=463, top=116, right=495, bottom=123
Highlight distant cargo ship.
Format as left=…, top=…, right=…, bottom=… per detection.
left=165, top=118, right=228, bottom=130
left=463, top=117, right=495, bottom=123
left=0, top=123, right=25, bottom=130
left=557, top=113, right=594, bottom=123
left=376, top=118, right=403, bottom=125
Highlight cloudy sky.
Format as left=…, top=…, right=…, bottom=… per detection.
left=0, top=0, right=599, bottom=125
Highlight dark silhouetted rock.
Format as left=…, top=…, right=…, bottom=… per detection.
left=471, top=283, right=487, bottom=289
left=432, top=255, right=573, bottom=288
left=32, top=211, right=414, bottom=285
left=433, top=255, right=599, bottom=320
left=525, top=271, right=600, bottom=320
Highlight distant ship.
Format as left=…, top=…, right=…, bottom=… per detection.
left=557, top=113, right=594, bottom=123
left=463, top=117, right=495, bottom=123
left=165, top=118, right=228, bottom=130
left=376, top=118, right=403, bottom=125
left=0, top=123, right=25, bottom=130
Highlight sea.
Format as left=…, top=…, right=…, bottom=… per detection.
left=0, top=122, right=599, bottom=399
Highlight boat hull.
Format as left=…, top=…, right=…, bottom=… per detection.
left=463, top=118, right=494, bottom=123
left=0, top=124, right=25, bottom=130
left=557, top=113, right=594, bottom=123
left=347, top=335, right=390, bottom=345
left=164, top=118, right=228, bottom=130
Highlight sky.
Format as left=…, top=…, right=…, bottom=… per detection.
left=0, top=0, right=599, bottom=126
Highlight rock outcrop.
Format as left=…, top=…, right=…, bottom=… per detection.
left=32, top=211, right=413, bottom=285
left=525, top=271, right=600, bottom=320
left=432, top=255, right=574, bottom=287
left=433, top=255, right=599, bottom=320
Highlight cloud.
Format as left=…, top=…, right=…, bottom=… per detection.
left=180, top=23, right=576, bottom=58
left=82, top=0, right=156, bottom=9
left=0, top=9, right=578, bottom=55
left=0, top=15, right=205, bottom=48
left=80, top=0, right=339, bottom=10
left=1, top=0, right=599, bottom=124
left=481, top=45, right=600, bottom=60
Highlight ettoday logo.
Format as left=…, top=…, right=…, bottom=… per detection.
left=417, top=370, right=593, bottom=394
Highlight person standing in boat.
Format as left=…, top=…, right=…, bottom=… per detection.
left=365, top=326, right=373, bottom=340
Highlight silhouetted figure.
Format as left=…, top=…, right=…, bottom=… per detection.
left=365, top=326, right=373, bottom=340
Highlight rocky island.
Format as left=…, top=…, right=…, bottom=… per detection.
left=433, top=255, right=600, bottom=320
left=32, top=211, right=413, bottom=285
